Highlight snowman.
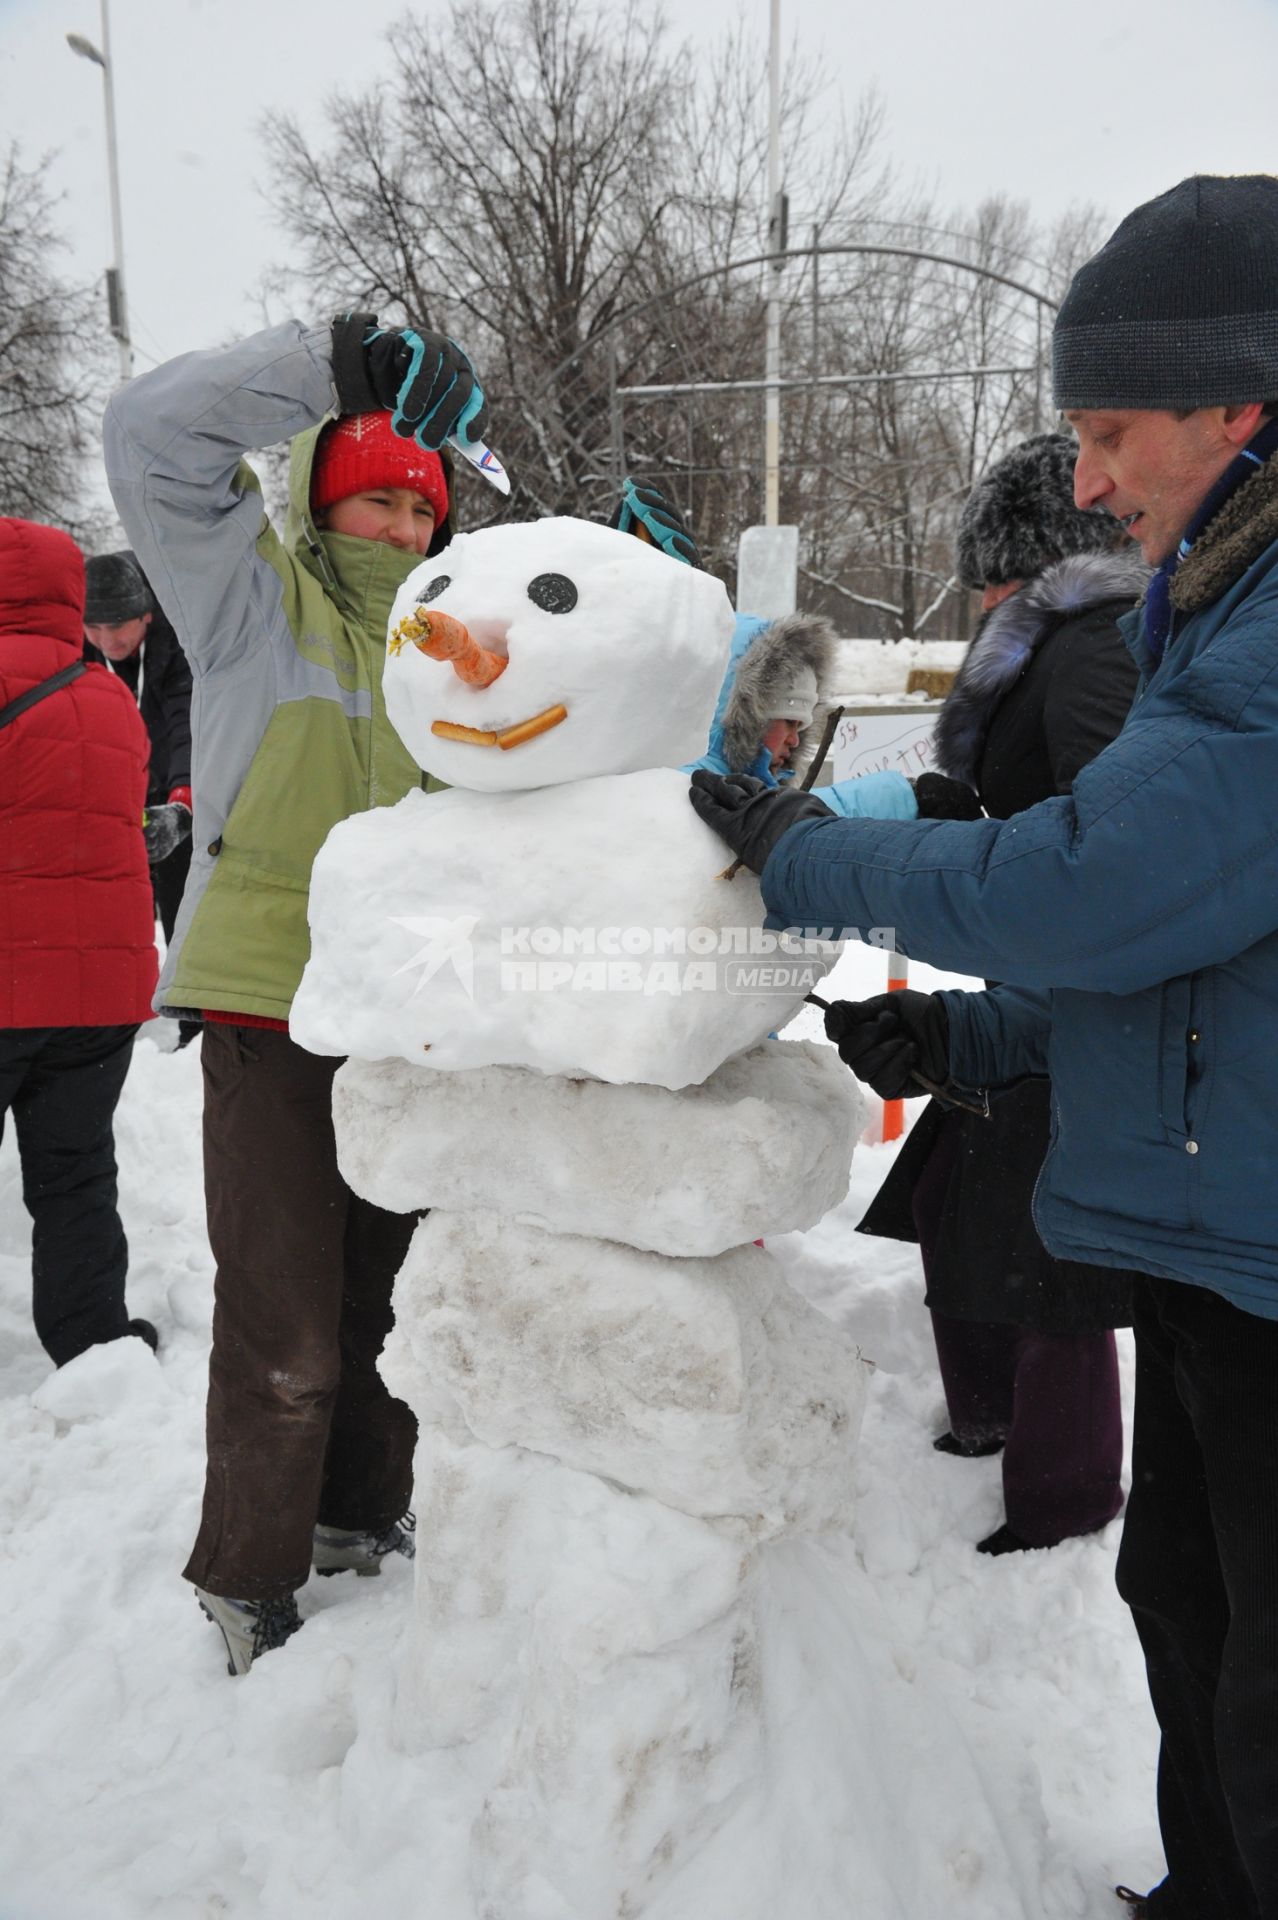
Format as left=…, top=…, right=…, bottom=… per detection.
left=291, top=518, right=871, bottom=1918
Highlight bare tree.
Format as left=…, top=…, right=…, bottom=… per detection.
left=262, top=0, right=888, bottom=535
left=0, top=144, right=111, bottom=541
left=261, top=3, right=1101, bottom=638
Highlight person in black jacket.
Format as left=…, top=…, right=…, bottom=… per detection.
left=856, top=433, right=1147, bottom=1555
left=85, top=550, right=197, bottom=1046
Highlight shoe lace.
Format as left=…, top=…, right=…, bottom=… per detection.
left=251, top=1594, right=302, bottom=1659
left=370, top=1510, right=416, bottom=1560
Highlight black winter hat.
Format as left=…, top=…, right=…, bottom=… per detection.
left=1053, top=174, right=1278, bottom=411
left=956, top=433, right=1117, bottom=589
left=84, top=549, right=152, bottom=625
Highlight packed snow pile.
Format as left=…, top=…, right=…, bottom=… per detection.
left=0, top=973, right=1161, bottom=1920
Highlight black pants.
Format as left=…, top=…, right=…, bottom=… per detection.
left=151, top=835, right=191, bottom=947
left=0, top=1025, right=139, bottom=1366
left=184, top=1026, right=419, bottom=1601
left=1116, top=1276, right=1278, bottom=1919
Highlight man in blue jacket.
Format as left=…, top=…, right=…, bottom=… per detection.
left=691, top=174, right=1278, bottom=1920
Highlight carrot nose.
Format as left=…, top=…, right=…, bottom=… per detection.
left=389, top=607, right=507, bottom=688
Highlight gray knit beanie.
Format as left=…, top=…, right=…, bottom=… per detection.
left=1053, top=174, right=1278, bottom=411
left=84, top=550, right=152, bottom=625
left=956, top=433, right=1117, bottom=589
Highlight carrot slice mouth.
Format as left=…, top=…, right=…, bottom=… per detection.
left=431, top=705, right=568, bottom=750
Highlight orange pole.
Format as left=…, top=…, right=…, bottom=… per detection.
left=882, top=949, right=909, bottom=1143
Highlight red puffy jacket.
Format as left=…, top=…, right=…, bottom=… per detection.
left=0, top=517, right=158, bottom=1027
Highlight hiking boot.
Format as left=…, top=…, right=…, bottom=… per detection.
left=195, top=1587, right=303, bottom=1676
left=312, top=1511, right=416, bottom=1578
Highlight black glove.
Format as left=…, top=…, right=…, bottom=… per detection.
left=608, top=480, right=702, bottom=567
left=911, top=772, right=983, bottom=821
left=823, top=990, right=950, bottom=1100
left=689, top=770, right=833, bottom=874
left=142, top=801, right=191, bottom=865
left=331, top=311, right=489, bottom=449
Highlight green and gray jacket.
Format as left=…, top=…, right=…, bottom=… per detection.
left=104, top=321, right=441, bottom=1021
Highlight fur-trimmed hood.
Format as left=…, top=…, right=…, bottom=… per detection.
left=935, top=550, right=1148, bottom=786
left=1171, top=441, right=1278, bottom=618
left=716, top=611, right=835, bottom=779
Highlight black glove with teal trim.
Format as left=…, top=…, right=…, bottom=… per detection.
left=331, top=311, right=489, bottom=449
left=609, top=479, right=702, bottom=567
left=689, top=770, right=833, bottom=873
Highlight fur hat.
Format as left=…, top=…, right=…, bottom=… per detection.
left=956, top=433, right=1118, bottom=590
left=84, top=550, right=152, bottom=625
left=310, top=411, right=450, bottom=525
left=721, top=613, right=834, bottom=772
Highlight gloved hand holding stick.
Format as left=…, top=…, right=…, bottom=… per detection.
left=806, top=989, right=990, bottom=1117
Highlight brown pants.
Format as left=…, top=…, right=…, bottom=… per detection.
left=185, top=1025, right=419, bottom=1600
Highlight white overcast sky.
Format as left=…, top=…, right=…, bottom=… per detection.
left=5, top=0, right=1278, bottom=373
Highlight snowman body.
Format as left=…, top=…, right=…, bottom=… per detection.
left=294, top=767, right=838, bottom=1089
left=293, top=518, right=869, bottom=1916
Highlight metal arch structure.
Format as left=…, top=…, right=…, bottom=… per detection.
left=518, top=239, right=1059, bottom=512
left=529, top=238, right=1058, bottom=406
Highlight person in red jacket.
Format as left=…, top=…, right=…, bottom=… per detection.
left=0, top=517, right=160, bottom=1365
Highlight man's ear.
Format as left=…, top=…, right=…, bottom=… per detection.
left=1223, top=402, right=1267, bottom=446
left=142, top=609, right=153, bottom=631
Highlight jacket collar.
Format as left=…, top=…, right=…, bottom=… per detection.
left=935, top=551, right=1148, bottom=786
left=319, top=530, right=421, bottom=641
left=1171, top=428, right=1278, bottom=618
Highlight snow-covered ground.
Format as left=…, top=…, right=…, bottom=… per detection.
left=0, top=944, right=1164, bottom=1918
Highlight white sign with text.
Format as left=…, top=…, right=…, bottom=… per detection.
left=828, top=705, right=942, bottom=785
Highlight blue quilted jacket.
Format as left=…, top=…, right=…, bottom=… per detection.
left=762, top=534, right=1278, bottom=1318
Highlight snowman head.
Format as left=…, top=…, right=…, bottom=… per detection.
left=383, top=517, right=734, bottom=789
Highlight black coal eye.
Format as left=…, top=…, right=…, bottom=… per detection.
left=527, top=573, right=578, bottom=614
left=416, top=575, right=451, bottom=604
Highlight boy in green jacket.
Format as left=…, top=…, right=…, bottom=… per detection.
left=105, top=315, right=486, bottom=1674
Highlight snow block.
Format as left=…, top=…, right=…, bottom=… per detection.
left=383, top=1211, right=868, bottom=1534
left=291, top=771, right=840, bottom=1090
left=395, top=1428, right=760, bottom=1918
left=333, top=1040, right=866, bottom=1254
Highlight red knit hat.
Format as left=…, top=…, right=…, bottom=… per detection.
left=310, top=411, right=450, bottom=523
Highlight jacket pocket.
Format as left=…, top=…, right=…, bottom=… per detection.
left=1157, top=972, right=1205, bottom=1143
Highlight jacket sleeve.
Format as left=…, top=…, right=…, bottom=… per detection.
left=103, top=321, right=337, bottom=675
left=1041, top=612, right=1139, bottom=794
left=154, top=629, right=192, bottom=795
left=822, top=770, right=919, bottom=820
left=938, top=983, right=1052, bottom=1088
left=762, top=616, right=1278, bottom=995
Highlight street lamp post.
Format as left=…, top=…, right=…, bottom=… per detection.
left=763, top=0, right=783, bottom=526
left=67, top=0, right=132, bottom=384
